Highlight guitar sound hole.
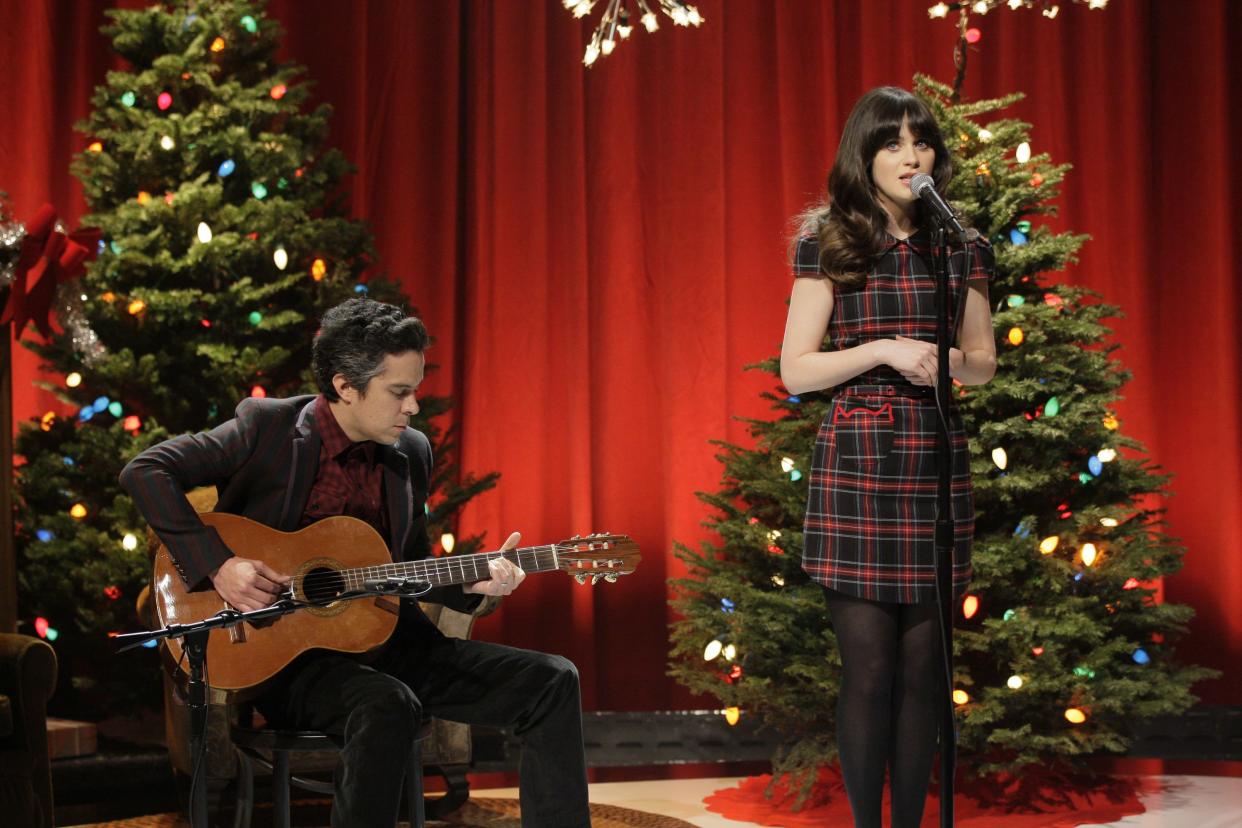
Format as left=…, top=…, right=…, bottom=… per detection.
left=301, top=566, right=348, bottom=604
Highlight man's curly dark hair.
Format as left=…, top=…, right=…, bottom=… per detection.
left=312, top=298, right=429, bottom=400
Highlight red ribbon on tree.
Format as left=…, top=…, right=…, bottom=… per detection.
left=1, top=203, right=101, bottom=338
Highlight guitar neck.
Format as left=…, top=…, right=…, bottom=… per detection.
left=349, top=545, right=561, bottom=589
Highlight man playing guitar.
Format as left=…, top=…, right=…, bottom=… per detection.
left=120, top=298, right=592, bottom=828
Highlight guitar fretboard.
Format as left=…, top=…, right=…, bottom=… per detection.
left=294, top=545, right=561, bottom=599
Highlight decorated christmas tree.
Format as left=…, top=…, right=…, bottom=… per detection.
left=14, top=0, right=496, bottom=718
left=668, top=74, right=1215, bottom=793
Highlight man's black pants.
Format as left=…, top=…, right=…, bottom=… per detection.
left=255, top=623, right=591, bottom=828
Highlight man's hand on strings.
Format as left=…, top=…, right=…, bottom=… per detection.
left=210, top=556, right=292, bottom=612
left=464, top=532, right=526, bottom=596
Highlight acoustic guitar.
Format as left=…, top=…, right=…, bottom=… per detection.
left=151, top=512, right=640, bottom=692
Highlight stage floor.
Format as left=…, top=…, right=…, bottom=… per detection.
left=473, top=775, right=1242, bottom=827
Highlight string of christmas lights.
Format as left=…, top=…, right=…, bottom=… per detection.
left=929, top=0, right=1108, bottom=21
left=563, top=0, right=704, bottom=67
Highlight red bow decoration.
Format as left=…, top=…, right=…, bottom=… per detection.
left=1, top=203, right=101, bottom=338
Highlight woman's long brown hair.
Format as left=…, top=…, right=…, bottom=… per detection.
left=795, top=87, right=955, bottom=287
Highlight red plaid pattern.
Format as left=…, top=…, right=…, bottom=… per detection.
left=793, top=230, right=994, bottom=604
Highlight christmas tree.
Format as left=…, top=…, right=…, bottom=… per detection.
left=668, top=75, right=1216, bottom=794
left=14, top=0, right=497, bottom=718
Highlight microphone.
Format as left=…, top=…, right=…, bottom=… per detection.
left=361, top=577, right=432, bottom=597
left=909, top=173, right=966, bottom=239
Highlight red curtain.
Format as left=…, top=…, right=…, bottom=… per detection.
left=2, top=0, right=1238, bottom=711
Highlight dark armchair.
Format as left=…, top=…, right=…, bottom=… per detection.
left=0, top=632, right=59, bottom=828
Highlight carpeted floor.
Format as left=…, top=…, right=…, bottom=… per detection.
left=69, top=798, right=699, bottom=828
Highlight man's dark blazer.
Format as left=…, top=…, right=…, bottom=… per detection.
left=119, top=394, right=479, bottom=615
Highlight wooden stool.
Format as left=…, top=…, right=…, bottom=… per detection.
left=230, top=719, right=432, bottom=828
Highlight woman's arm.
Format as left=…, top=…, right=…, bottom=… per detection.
left=950, top=279, right=997, bottom=385
left=780, top=277, right=935, bottom=393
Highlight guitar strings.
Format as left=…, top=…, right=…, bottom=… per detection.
left=289, top=544, right=577, bottom=598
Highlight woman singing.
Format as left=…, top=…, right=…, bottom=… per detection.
left=779, top=86, right=997, bottom=828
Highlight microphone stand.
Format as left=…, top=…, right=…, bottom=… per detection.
left=114, top=579, right=431, bottom=827
left=930, top=216, right=965, bottom=828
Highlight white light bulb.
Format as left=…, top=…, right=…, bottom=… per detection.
left=1016, top=142, right=1032, bottom=164
left=1097, top=448, right=1117, bottom=463
left=928, top=2, right=950, bottom=18
left=723, top=643, right=737, bottom=661
left=1007, top=675, right=1024, bottom=690
left=160, top=134, right=175, bottom=150
left=642, top=12, right=658, bottom=32
left=601, top=37, right=615, bottom=55
left=992, top=447, right=1008, bottom=470
left=66, top=372, right=83, bottom=388
left=197, top=222, right=213, bottom=243
left=703, top=639, right=723, bottom=660
left=973, top=1, right=989, bottom=13
left=1099, top=517, right=1119, bottom=528
left=1081, top=543, right=1098, bottom=567
left=440, top=533, right=456, bottom=554
left=122, top=533, right=139, bottom=551
left=273, top=246, right=288, bottom=270
left=780, top=456, right=796, bottom=473
left=978, top=129, right=993, bottom=142
left=583, top=42, right=600, bottom=66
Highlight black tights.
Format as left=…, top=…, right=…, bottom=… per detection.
left=824, top=588, right=945, bottom=828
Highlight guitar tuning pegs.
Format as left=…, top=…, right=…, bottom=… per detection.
left=605, top=573, right=618, bottom=583
left=591, top=573, right=603, bottom=585
left=575, top=573, right=587, bottom=585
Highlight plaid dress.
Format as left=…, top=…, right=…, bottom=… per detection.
left=794, top=230, right=994, bottom=604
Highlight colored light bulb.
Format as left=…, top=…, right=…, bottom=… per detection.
left=240, top=14, right=258, bottom=33
left=1009, top=228, right=1028, bottom=246
left=157, top=91, right=172, bottom=110
left=1133, top=649, right=1150, bottom=665
left=311, top=258, right=327, bottom=280
left=70, top=503, right=88, bottom=519
left=107, top=401, right=123, bottom=417
left=962, top=595, right=979, bottom=619
left=218, top=159, right=236, bottom=177
left=270, top=83, right=287, bottom=100
left=121, top=91, right=136, bottom=107
left=248, top=311, right=262, bottom=326
left=1065, top=708, right=1087, bottom=724
left=952, top=690, right=969, bottom=705
left=1039, top=536, right=1060, bottom=555
left=250, top=385, right=267, bottom=398
left=724, top=707, right=740, bottom=726
left=1088, top=456, right=1103, bottom=476
left=251, top=181, right=268, bottom=199
left=1007, top=327, right=1024, bottom=346
left=1081, top=543, right=1098, bottom=567
left=211, top=36, right=226, bottom=52
left=1044, top=396, right=1060, bottom=417
left=1006, top=294, right=1026, bottom=308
